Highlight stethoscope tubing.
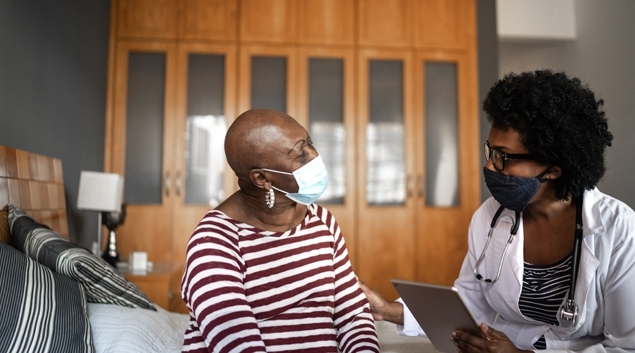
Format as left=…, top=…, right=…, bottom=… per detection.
left=473, top=206, right=520, bottom=284
left=473, top=194, right=584, bottom=327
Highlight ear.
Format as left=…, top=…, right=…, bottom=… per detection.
left=249, top=169, right=270, bottom=190
left=545, top=165, right=562, bottom=180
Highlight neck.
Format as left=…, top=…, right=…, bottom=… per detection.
left=238, top=190, right=301, bottom=231
left=523, top=191, right=575, bottom=222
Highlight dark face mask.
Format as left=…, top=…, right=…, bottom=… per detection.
left=483, top=167, right=549, bottom=212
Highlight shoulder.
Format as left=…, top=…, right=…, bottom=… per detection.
left=585, top=188, right=635, bottom=237
left=195, top=209, right=237, bottom=230
left=306, top=203, right=342, bottom=237
left=308, top=203, right=336, bottom=223
left=587, top=188, right=635, bottom=218
left=189, top=210, right=240, bottom=245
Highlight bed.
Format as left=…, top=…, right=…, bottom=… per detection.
left=0, top=145, right=189, bottom=353
left=0, top=144, right=441, bottom=353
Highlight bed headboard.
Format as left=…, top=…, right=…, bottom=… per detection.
left=0, top=145, right=68, bottom=239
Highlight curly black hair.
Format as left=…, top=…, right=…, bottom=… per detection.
left=483, top=70, right=613, bottom=200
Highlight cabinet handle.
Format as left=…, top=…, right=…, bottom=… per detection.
left=406, top=175, right=414, bottom=198
left=165, top=171, right=170, bottom=196
left=418, top=175, right=425, bottom=198
left=175, top=171, right=181, bottom=196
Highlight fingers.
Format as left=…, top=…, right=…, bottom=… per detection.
left=358, top=280, right=373, bottom=294
left=480, top=323, right=508, bottom=341
left=358, top=280, right=381, bottom=303
left=453, top=324, right=521, bottom=353
left=451, top=330, right=483, bottom=353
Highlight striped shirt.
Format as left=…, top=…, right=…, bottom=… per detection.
left=181, top=204, right=380, bottom=353
left=519, top=253, right=573, bottom=349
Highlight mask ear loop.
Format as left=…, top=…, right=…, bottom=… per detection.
left=536, top=164, right=554, bottom=183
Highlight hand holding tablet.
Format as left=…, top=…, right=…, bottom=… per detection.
left=391, top=279, right=482, bottom=353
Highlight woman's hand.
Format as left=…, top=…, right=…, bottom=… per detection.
left=358, top=280, right=404, bottom=325
left=451, top=323, right=533, bottom=353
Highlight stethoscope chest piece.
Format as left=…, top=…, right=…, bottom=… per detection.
left=558, top=298, right=579, bottom=328
left=475, top=194, right=585, bottom=328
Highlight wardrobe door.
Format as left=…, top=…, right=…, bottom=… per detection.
left=238, top=45, right=299, bottom=118
left=106, top=41, right=177, bottom=262
left=356, top=49, right=417, bottom=300
left=115, top=0, right=178, bottom=39
left=298, top=48, right=357, bottom=267
left=357, top=0, right=413, bottom=47
left=239, top=0, right=297, bottom=44
left=171, top=42, right=238, bottom=266
left=414, top=51, right=481, bottom=285
left=178, top=0, right=237, bottom=41
left=413, top=0, right=473, bottom=49
left=298, top=0, right=355, bottom=45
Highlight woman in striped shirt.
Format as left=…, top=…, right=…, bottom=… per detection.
left=181, top=109, right=380, bottom=353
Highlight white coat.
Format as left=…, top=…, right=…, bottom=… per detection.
left=400, top=188, right=635, bottom=352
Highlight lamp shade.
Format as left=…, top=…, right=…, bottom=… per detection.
left=77, top=171, right=124, bottom=212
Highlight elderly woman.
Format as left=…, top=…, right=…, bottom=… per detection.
left=181, top=109, right=380, bottom=353
left=361, top=70, right=635, bottom=352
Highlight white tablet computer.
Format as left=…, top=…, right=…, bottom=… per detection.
left=391, top=279, right=481, bottom=353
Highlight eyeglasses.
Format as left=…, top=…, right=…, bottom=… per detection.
left=484, top=141, right=536, bottom=171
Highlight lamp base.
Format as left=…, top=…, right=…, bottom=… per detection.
left=101, top=229, right=120, bottom=268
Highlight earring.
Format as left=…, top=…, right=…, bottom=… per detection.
left=265, top=188, right=275, bottom=208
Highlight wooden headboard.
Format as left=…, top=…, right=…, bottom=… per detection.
left=0, top=145, right=69, bottom=239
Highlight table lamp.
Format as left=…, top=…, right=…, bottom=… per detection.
left=77, top=171, right=124, bottom=266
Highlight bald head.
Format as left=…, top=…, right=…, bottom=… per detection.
left=225, top=109, right=304, bottom=178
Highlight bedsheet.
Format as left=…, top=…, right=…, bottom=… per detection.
left=87, top=304, right=441, bottom=353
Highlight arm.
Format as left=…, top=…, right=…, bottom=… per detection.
left=358, top=281, right=404, bottom=324
left=181, top=217, right=266, bottom=353
left=582, top=212, right=635, bottom=353
left=331, top=221, right=380, bottom=353
left=358, top=281, right=428, bottom=337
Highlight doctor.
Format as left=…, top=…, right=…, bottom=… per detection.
left=360, top=70, right=635, bottom=352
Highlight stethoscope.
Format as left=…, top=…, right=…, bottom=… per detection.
left=472, top=194, right=584, bottom=328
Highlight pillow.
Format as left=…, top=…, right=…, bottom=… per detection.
left=0, top=205, right=10, bottom=245
left=0, top=242, right=95, bottom=353
left=87, top=303, right=188, bottom=353
left=8, top=204, right=156, bottom=311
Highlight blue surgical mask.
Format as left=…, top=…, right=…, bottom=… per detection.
left=483, top=167, right=548, bottom=212
left=262, top=155, right=328, bottom=205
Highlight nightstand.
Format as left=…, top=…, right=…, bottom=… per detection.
left=121, top=262, right=181, bottom=311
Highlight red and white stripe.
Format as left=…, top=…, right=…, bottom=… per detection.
left=181, top=204, right=379, bottom=353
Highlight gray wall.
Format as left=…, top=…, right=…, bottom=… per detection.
left=498, top=0, right=635, bottom=208
left=0, top=0, right=110, bottom=248
left=477, top=0, right=498, bottom=202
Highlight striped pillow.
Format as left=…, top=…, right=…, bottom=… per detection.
left=0, top=242, right=94, bottom=353
left=8, top=205, right=156, bottom=311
